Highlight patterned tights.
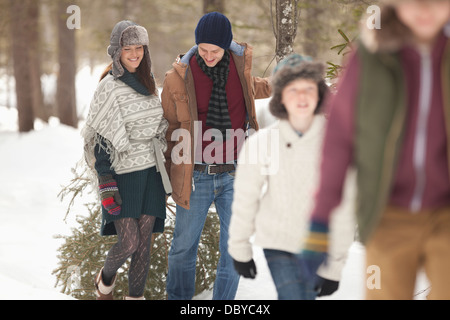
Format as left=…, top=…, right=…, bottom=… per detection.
left=102, top=215, right=156, bottom=297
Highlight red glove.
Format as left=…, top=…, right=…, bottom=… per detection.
left=98, top=175, right=122, bottom=216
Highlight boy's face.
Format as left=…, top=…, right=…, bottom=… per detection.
left=395, top=0, right=450, bottom=44
left=281, top=79, right=319, bottom=120
left=198, top=43, right=225, bottom=67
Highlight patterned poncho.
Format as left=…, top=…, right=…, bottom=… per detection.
left=81, top=73, right=171, bottom=193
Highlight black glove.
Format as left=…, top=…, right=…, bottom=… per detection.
left=233, top=259, right=257, bottom=279
left=314, top=276, right=339, bottom=297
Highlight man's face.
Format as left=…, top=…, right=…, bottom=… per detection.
left=198, top=43, right=225, bottom=67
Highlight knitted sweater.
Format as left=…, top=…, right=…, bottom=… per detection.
left=228, top=117, right=356, bottom=281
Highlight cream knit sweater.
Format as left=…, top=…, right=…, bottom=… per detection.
left=228, top=116, right=356, bottom=281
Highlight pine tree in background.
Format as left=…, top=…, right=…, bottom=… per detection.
left=325, top=29, right=355, bottom=87
left=53, top=164, right=220, bottom=300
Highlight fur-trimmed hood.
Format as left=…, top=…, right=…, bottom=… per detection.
left=269, top=54, right=328, bottom=119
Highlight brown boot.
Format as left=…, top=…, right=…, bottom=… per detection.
left=94, top=267, right=116, bottom=300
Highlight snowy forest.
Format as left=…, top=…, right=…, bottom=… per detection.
left=4, top=0, right=438, bottom=304
left=0, top=0, right=375, bottom=132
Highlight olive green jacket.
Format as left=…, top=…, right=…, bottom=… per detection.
left=354, top=39, right=450, bottom=243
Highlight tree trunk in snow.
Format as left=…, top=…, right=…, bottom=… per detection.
left=203, top=0, right=225, bottom=14
left=122, top=0, right=142, bottom=21
left=28, top=0, right=48, bottom=123
left=303, top=2, right=323, bottom=58
left=272, top=0, right=300, bottom=63
left=10, top=0, right=35, bottom=132
left=56, top=0, right=78, bottom=129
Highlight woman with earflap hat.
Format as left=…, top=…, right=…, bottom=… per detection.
left=81, top=20, right=171, bottom=300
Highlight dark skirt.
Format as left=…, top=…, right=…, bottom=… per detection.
left=100, top=166, right=166, bottom=236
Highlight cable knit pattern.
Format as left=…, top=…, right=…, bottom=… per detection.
left=229, top=116, right=357, bottom=281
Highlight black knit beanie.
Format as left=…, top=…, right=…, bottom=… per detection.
left=195, top=12, right=233, bottom=50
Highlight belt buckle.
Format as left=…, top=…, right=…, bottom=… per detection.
left=207, top=164, right=217, bottom=175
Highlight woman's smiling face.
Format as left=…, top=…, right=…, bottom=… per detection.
left=120, top=45, right=144, bottom=72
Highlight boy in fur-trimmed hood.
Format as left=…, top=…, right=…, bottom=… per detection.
left=228, top=53, right=356, bottom=300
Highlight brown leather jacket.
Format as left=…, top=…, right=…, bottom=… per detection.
left=161, top=41, right=271, bottom=209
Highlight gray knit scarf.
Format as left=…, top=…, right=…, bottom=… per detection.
left=195, top=49, right=232, bottom=139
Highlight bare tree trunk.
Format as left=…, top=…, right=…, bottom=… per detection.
left=302, top=1, right=324, bottom=58
left=271, top=0, right=300, bottom=63
left=122, top=0, right=142, bottom=21
left=6, top=64, right=12, bottom=110
left=28, top=0, right=48, bottom=123
left=56, top=0, right=78, bottom=128
left=203, top=0, right=224, bottom=13
left=9, top=0, right=35, bottom=132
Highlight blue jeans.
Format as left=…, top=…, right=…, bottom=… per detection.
left=166, top=169, right=240, bottom=300
left=263, top=249, right=317, bottom=300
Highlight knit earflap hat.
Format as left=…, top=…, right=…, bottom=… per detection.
left=107, top=20, right=152, bottom=79
left=195, top=12, right=233, bottom=50
left=269, top=53, right=329, bottom=118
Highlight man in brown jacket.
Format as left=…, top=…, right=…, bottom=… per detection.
left=161, top=12, right=271, bottom=300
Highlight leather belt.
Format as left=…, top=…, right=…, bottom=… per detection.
left=194, top=163, right=236, bottom=175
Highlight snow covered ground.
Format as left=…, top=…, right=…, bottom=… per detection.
left=0, top=67, right=431, bottom=300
